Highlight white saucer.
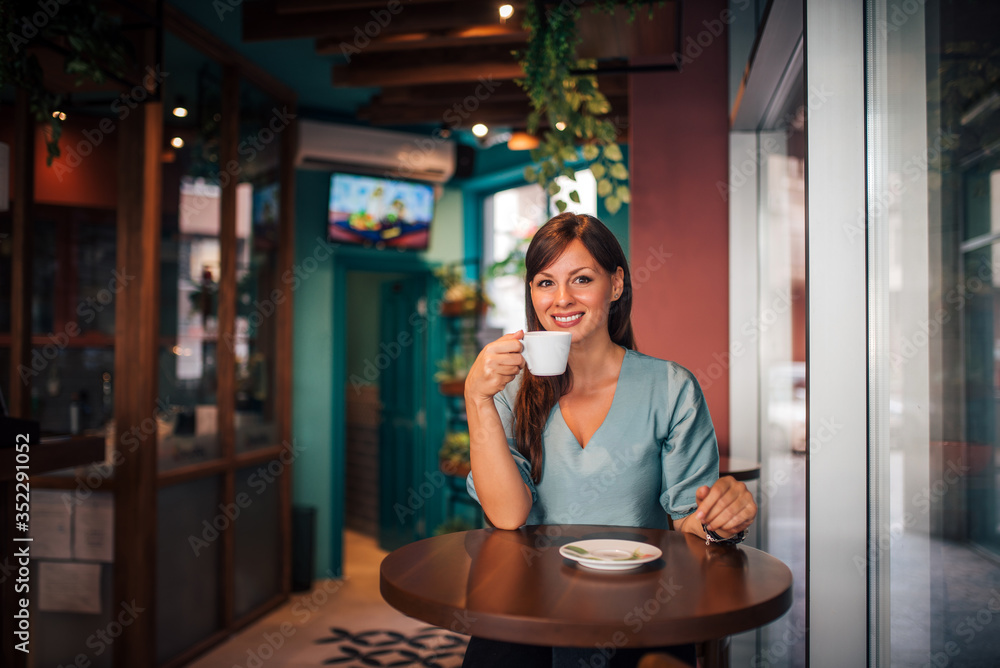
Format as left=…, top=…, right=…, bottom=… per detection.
left=559, top=539, right=662, bottom=571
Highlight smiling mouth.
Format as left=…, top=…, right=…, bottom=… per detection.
left=553, top=313, right=583, bottom=324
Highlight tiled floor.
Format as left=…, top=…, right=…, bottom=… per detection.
left=186, top=530, right=465, bottom=667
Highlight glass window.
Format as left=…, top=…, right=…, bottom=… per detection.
left=234, top=79, right=281, bottom=453
left=26, top=200, right=117, bottom=436
left=482, top=170, right=598, bottom=335
left=754, top=73, right=807, bottom=668
left=158, top=35, right=224, bottom=470
left=871, top=0, right=1000, bottom=663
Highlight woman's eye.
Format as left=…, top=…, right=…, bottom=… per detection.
left=574, top=275, right=592, bottom=283
left=537, top=279, right=553, bottom=287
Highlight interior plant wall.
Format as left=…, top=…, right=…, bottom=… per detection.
left=517, top=0, right=665, bottom=214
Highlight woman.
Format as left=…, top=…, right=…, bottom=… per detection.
left=462, top=213, right=757, bottom=667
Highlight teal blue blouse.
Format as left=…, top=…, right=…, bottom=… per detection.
left=467, top=349, right=720, bottom=529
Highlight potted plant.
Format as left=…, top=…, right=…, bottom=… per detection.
left=438, top=431, right=471, bottom=478
left=434, top=352, right=474, bottom=395
left=434, top=264, right=492, bottom=317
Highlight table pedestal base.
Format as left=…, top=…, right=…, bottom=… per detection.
left=697, top=636, right=730, bottom=668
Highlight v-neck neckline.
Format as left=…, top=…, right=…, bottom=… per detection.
left=557, top=349, right=629, bottom=450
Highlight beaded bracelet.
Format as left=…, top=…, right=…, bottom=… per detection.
left=703, top=525, right=748, bottom=546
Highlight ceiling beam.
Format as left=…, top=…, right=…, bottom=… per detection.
left=315, top=24, right=528, bottom=55
left=372, top=73, right=626, bottom=106
left=374, top=80, right=528, bottom=106
left=244, top=0, right=517, bottom=42
left=277, top=0, right=488, bottom=12
left=336, top=61, right=524, bottom=87
left=358, top=96, right=630, bottom=128
left=333, top=44, right=525, bottom=86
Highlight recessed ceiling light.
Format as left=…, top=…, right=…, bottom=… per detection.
left=499, top=4, right=514, bottom=20
left=472, top=123, right=489, bottom=138
left=172, top=106, right=189, bottom=118
left=170, top=136, right=185, bottom=148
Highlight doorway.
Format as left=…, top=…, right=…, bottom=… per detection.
left=342, top=268, right=434, bottom=561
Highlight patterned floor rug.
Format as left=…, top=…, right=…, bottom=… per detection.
left=317, top=626, right=468, bottom=667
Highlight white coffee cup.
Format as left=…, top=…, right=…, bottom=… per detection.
left=520, top=331, right=572, bottom=376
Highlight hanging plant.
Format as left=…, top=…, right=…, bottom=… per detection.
left=0, top=1, right=134, bottom=164
left=517, top=0, right=662, bottom=214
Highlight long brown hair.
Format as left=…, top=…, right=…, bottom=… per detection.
left=514, top=213, right=636, bottom=482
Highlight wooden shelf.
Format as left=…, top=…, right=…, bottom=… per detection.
left=438, top=379, right=466, bottom=396
left=0, top=333, right=115, bottom=348
left=0, top=433, right=105, bottom=481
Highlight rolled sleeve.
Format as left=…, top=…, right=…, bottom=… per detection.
left=466, top=377, right=538, bottom=504
left=659, top=374, right=720, bottom=518
left=466, top=443, right=537, bottom=504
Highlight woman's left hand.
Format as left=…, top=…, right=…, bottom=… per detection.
left=692, top=476, right=757, bottom=538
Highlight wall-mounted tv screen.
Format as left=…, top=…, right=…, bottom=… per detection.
left=328, top=173, right=434, bottom=250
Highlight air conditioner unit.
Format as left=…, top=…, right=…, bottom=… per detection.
left=296, top=120, right=456, bottom=183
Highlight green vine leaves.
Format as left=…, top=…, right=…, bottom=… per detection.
left=0, top=1, right=134, bottom=164
left=517, top=1, right=654, bottom=215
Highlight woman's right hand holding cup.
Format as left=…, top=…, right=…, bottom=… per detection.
left=464, top=330, right=525, bottom=406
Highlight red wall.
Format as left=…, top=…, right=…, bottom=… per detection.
left=1, top=109, right=118, bottom=209
left=629, top=0, right=730, bottom=453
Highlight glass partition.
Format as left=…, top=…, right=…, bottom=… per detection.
left=755, top=72, right=807, bottom=668
left=158, top=33, right=224, bottom=471
left=233, top=80, right=281, bottom=453
left=18, top=207, right=117, bottom=436
left=870, top=0, right=1000, bottom=663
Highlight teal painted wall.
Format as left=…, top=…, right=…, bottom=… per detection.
left=292, top=172, right=465, bottom=578
left=292, top=169, right=337, bottom=579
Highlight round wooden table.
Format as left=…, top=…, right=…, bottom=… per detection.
left=380, top=525, right=792, bottom=666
